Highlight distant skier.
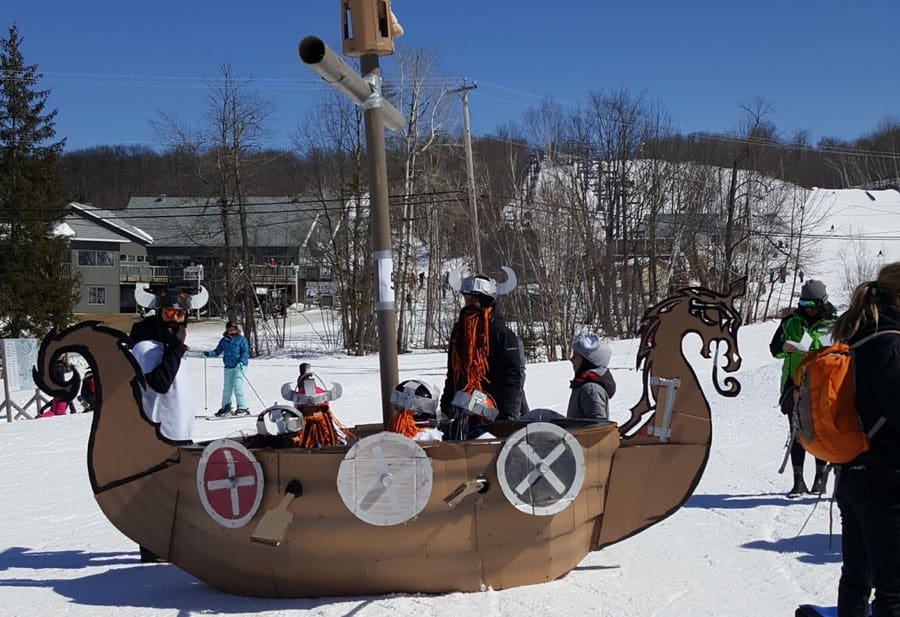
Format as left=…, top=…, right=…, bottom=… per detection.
left=38, top=355, right=77, bottom=417
left=204, top=321, right=250, bottom=417
left=78, top=369, right=97, bottom=412
left=769, top=279, right=836, bottom=496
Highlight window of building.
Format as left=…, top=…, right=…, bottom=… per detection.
left=79, top=250, right=115, bottom=267
left=88, top=287, right=107, bottom=305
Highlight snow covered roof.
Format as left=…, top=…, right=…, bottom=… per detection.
left=51, top=222, right=75, bottom=238
left=124, top=196, right=327, bottom=249
left=66, top=202, right=154, bottom=244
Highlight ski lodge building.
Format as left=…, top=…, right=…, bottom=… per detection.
left=59, top=197, right=334, bottom=316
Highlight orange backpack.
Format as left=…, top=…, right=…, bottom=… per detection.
left=793, top=331, right=899, bottom=464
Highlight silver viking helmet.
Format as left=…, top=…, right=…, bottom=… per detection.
left=390, top=379, right=440, bottom=418
left=281, top=373, right=343, bottom=407
left=134, top=283, right=209, bottom=311
left=448, top=266, right=517, bottom=300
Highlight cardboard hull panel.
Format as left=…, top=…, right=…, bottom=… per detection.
left=93, top=424, right=620, bottom=597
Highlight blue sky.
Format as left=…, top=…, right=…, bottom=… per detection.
left=2, top=1, right=898, bottom=151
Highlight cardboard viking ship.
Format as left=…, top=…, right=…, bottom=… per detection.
left=33, top=278, right=744, bottom=597
left=32, top=2, right=744, bottom=596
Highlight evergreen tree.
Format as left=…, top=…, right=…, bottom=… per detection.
left=0, top=24, right=77, bottom=338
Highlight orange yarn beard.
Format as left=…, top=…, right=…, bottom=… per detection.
left=450, top=305, right=492, bottom=393
left=292, top=406, right=353, bottom=448
left=388, top=409, right=420, bottom=439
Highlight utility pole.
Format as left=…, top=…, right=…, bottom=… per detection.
left=449, top=80, right=482, bottom=272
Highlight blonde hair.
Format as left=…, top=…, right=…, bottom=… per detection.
left=833, top=261, right=900, bottom=342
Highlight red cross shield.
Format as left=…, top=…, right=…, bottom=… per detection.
left=196, top=439, right=265, bottom=528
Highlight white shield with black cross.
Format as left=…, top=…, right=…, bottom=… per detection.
left=496, top=422, right=585, bottom=516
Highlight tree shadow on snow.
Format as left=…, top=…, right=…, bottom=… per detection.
left=742, top=532, right=841, bottom=565
left=685, top=492, right=821, bottom=509
left=0, top=551, right=400, bottom=613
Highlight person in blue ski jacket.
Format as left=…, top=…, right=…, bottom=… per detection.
left=204, top=321, right=250, bottom=416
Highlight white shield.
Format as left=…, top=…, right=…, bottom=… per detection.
left=337, top=432, right=433, bottom=526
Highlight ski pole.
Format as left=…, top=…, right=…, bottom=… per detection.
left=778, top=424, right=794, bottom=474
left=203, top=356, right=208, bottom=413
left=240, top=364, right=267, bottom=407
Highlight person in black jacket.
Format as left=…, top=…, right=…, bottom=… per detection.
left=831, top=262, right=900, bottom=617
left=440, top=274, right=527, bottom=438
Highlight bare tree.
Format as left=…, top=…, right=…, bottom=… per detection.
left=390, top=47, right=452, bottom=352
left=838, top=225, right=883, bottom=299
left=293, top=90, right=376, bottom=355
left=153, top=62, right=273, bottom=354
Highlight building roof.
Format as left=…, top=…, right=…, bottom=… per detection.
left=124, top=196, right=327, bottom=249
left=65, top=202, right=153, bottom=245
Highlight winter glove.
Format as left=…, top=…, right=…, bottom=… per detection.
left=203, top=351, right=213, bottom=357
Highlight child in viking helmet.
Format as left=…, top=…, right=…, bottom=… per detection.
left=388, top=379, right=443, bottom=441
left=289, top=365, right=352, bottom=448
left=439, top=269, right=527, bottom=440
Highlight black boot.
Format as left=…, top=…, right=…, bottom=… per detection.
left=810, top=465, right=828, bottom=495
left=788, top=470, right=808, bottom=498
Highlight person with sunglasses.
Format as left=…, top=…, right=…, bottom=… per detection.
left=204, top=321, right=250, bottom=417
left=769, top=279, right=837, bottom=496
left=129, top=286, right=204, bottom=444
left=130, top=283, right=207, bottom=564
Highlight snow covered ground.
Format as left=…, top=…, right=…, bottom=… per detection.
left=0, top=314, right=843, bottom=617
left=7, top=185, right=899, bottom=616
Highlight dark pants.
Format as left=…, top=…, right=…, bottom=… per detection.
left=837, top=465, right=900, bottom=617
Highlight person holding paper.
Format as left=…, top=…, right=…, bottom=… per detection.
left=769, top=279, right=837, bottom=496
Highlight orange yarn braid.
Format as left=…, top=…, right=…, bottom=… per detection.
left=450, top=305, right=492, bottom=393
left=388, top=409, right=419, bottom=439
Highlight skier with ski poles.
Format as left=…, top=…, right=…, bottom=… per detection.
left=203, top=321, right=250, bottom=417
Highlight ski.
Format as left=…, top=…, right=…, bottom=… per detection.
left=195, top=412, right=252, bottom=421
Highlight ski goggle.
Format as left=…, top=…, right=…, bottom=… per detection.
left=161, top=307, right=187, bottom=323
left=797, top=298, right=823, bottom=309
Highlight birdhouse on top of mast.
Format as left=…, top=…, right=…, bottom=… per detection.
left=341, top=0, right=403, bottom=57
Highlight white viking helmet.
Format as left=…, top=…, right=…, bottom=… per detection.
left=448, top=266, right=517, bottom=300
left=134, top=283, right=209, bottom=311
left=286, top=373, right=343, bottom=407
left=257, top=405, right=304, bottom=437
left=390, top=379, right=440, bottom=418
